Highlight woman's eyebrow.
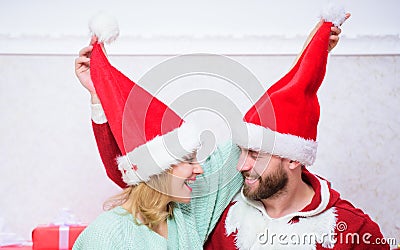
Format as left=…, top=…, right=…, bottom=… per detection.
left=182, top=153, right=195, bottom=161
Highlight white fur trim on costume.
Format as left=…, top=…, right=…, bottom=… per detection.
left=234, top=122, right=318, bottom=166
left=90, top=103, right=107, bottom=124
left=225, top=178, right=337, bottom=249
left=320, top=3, right=347, bottom=27
left=89, top=12, right=119, bottom=44
left=117, top=121, right=201, bottom=185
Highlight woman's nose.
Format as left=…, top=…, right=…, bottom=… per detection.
left=193, top=162, right=204, bottom=175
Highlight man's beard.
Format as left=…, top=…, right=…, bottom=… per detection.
left=243, top=166, right=288, bottom=200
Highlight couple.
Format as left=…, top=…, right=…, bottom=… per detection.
left=73, top=11, right=388, bottom=250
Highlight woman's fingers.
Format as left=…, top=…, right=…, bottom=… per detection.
left=79, top=45, right=93, bottom=57
left=75, top=57, right=90, bottom=72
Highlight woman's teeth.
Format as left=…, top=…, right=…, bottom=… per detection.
left=184, top=180, right=194, bottom=191
left=185, top=179, right=195, bottom=185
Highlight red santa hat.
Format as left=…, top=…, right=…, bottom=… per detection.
left=235, top=8, right=347, bottom=166
left=88, top=13, right=201, bottom=185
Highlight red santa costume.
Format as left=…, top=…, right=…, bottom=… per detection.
left=205, top=9, right=389, bottom=250
left=205, top=168, right=388, bottom=249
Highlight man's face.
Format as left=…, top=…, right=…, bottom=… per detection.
left=236, top=148, right=288, bottom=200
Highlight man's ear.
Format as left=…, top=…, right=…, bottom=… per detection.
left=288, top=160, right=302, bottom=170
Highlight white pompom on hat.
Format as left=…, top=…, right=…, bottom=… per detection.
left=88, top=11, right=120, bottom=44
left=320, top=3, right=347, bottom=27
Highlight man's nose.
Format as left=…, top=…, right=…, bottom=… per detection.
left=236, top=151, right=253, bottom=172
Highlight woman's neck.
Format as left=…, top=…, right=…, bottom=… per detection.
left=153, top=220, right=168, bottom=239
left=136, top=211, right=169, bottom=239
left=122, top=202, right=169, bottom=239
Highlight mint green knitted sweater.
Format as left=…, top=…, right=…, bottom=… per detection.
left=73, top=141, right=243, bottom=250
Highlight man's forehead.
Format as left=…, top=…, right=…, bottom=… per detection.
left=239, top=147, right=271, bottom=156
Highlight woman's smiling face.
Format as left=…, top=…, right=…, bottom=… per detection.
left=169, top=153, right=203, bottom=203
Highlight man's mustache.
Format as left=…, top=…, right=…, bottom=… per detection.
left=242, top=171, right=261, bottom=180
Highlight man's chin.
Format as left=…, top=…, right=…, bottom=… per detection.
left=243, top=183, right=258, bottom=198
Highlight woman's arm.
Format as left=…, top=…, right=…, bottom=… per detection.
left=180, top=141, right=243, bottom=243
left=75, top=37, right=126, bottom=188
left=92, top=120, right=126, bottom=188
left=75, top=36, right=99, bottom=103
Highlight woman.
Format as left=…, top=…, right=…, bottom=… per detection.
left=73, top=35, right=243, bottom=249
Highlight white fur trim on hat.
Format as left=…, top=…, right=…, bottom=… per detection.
left=234, top=123, right=318, bottom=166
left=117, top=121, right=201, bottom=185
left=88, top=12, right=119, bottom=44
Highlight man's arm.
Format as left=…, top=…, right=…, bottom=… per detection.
left=291, top=13, right=351, bottom=69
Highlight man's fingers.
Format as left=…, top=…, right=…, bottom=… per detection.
left=339, top=13, right=351, bottom=26
left=331, top=26, right=341, bottom=36
left=329, top=35, right=339, bottom=44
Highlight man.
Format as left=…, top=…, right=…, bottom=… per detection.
left=204, top=14, right=389, bottom=250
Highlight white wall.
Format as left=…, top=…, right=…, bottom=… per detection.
left=0, top=0, right=399, bottom=247
left=1, top=53, right=399, bottom=247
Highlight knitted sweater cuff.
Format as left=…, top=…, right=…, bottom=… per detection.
left=91, top=103, right=107, bottom=124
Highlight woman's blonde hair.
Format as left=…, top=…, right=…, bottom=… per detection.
left=104, top=170, right=174, bottom=231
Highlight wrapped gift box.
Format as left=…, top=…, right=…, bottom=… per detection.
left=0, top=247, right=32, bottom=250
left=32, top=225, right=86, bottom=250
